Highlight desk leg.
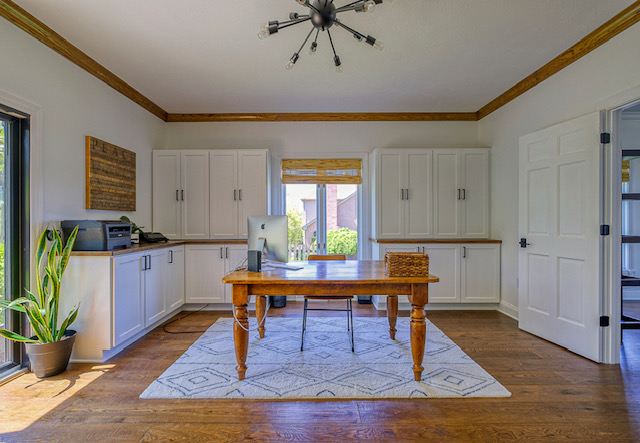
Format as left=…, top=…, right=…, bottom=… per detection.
left=387, top=295, right=398, bottom=339
left=256, top=295, right=267, bottom=338
left=409, top=284, right=428, bottom=381
left=232, top=284, right=249, bottom=380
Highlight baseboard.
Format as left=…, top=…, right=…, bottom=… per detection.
left=497, top=300, right=519, bottom=320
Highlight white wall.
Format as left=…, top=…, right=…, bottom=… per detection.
left=0, top=19, right=164, bottom=232
left=478, top=23, right=640, bottom=314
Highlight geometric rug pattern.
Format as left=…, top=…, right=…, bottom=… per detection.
left=140, top=317, right=511, bottom=399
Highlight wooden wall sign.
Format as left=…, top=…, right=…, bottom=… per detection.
left=85, top=136, right=136, bottom=211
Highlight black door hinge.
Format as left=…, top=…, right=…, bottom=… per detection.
left=600, top=316, right=610, bottom=327
left=600, top=224, right=610, bottom=236
left=601, top=132, right=611, bottom=144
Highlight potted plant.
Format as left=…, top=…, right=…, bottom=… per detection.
left=120, top=215, right=143, bottom=243
left=0, top=225, right=80, bottom=378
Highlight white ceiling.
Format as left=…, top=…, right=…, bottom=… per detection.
left=14, top=0, right=634, bottom=114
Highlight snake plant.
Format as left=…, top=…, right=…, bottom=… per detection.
left=0, top=225, right=79, bottom=343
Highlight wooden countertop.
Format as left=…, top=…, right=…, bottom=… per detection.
left=70, top=239, right=248, bottom=256
left=370, top=238, right=502, bottom=244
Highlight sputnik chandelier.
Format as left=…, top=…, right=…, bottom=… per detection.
left=258, top=0, right=389, bottom=72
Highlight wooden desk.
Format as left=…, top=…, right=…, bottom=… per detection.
left=222, top=260, right=439, bottom=381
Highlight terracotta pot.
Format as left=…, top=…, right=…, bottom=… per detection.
left=24, top=330, right=76, bottom=378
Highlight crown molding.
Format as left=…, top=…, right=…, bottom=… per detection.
left=0, top=0, right=168, bottom=121
left=166, top=113, right=478, bottom=122
left=476, top=1, right=640, bottom=120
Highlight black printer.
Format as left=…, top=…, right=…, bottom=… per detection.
left=61, top=220, right=132, bottom=251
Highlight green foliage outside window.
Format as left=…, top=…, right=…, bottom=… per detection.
left=287, top=209, right=304, bottom=247
left=327, top=227, right=358, bottom=256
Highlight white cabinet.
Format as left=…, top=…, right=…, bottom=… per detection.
left=185, top=244, right=247, bottom=303
left=374, top=242, right=499, bottom=304
left=152, top=150, right=210, bottom=240
left=433, top=149, right=490, bottom=238
left=209, top=150, right=269, bottom=239
left=113, top=252, right=145, bottom=346
left=373, top=149, right=433, bottom=239
left=143, top=248, right=169, bottom=327
left=167, top=246, right=185, bottom=311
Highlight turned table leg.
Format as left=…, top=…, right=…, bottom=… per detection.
left=256, top=295, right=267, bottom=338
left=232, top=285, right=249, bottom=380
left=409, top=284, right=429, bottom=381
left=387, top=295, right=398, bottom=339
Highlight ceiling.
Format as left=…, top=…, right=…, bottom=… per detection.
left=12, top=0, right=635, bottom=114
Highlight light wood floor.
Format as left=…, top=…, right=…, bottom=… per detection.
left=1, top=302, right=639, bottom=442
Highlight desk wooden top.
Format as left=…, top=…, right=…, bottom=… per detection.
left=222, top=260, right=439, bottom=285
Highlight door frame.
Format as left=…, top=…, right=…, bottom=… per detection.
left=599, top=84, right=640, bottom=364
left=273, top=152, right=371, bottom=260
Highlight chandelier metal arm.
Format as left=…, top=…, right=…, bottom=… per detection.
left=334, top=1, right=367, bottom=14
left=277, top=16, right=312, bottom=31
left=333, top=19, right=366, bottom=40
left=297, top=27, right=316, bottom=54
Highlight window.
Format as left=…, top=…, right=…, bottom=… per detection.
left=0, top=107, right=30, bottom=379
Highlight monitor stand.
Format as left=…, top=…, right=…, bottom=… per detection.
left=262, top=261, right=303, bottom=271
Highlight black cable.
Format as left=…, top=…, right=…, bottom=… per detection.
left=162, top=304, right=211, bottom=334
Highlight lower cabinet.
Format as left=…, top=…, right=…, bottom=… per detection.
left=374, top=242, right=500, bottom=303
left=185, top=244, right=247, bottom=303
left=114, top=245, right=185, bottom=347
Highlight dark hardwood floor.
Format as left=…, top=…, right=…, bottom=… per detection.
left=1, top=302, right=639, bottom=442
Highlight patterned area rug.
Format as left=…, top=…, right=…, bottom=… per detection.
left=140, top=317, right=511, bottom=399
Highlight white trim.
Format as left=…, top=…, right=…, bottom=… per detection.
left=273, top=151, right=371, bottom=260
left=497, top=300, right=518, bottom=320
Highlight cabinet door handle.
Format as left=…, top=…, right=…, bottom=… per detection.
left=181, top=190, right=184, bottom=201
left=226, top=247, right=229, bottom=259
left=234, top=189, right=237, bottom=201
left=401, top=189, right=404, bottom=201
left=147, top=254, right=151, bottom=270
left=220, top=247, right=223, bottom=259
left=239, top=189, right=242, bottom=201
left=142, top=256, right=146, bottom=271
left=169, top=250, right=173, bottom=264
left=463, top=246, right=466, bottom=258
left=176, top=190, right=179, bottom=201
left=422, top=247, right=425, bottom=254
left=458, top=189, right=461, bottom=200
left=463, top=189, right=466, bottom=200
left=417, top=246, right=420, bottom=252
left=405, top=189, right=409, bottom=200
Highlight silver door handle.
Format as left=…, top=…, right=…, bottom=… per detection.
left=226, top=247, right=229, bottom=259
left=234, top=189, right=237, bottom=201
left=401, top=189, right=405, bottom=200
left=405, top=189, right=409, bottom=200
left=463, top=246, right=466, bottom=258
left=176, top=190, right=179, bottom=201
left=463, top=189, right=466, bottom=200
left=147, top=254, right=151, bottom=270
left=220, top=247, right=223, bottom=259
left=422, top=247, right=425, bottom=253
left=239, top=189, right=242, bottom=201
left=458, top=189, right=461, bottom=200
left=169, top=250, right=173, bottom=264
left=181, top=190, right=184, bottom=201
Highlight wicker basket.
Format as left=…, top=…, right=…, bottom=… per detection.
left=384, top=252, right=429, bottom=277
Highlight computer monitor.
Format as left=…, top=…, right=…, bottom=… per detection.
left=247, top=215, right=288, bottom=263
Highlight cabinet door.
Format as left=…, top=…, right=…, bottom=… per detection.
left=460, top=149, right=490, bottom=238
left=376, top=150, right=404, bottom=238
left=167, top=246, right=185, bottom=312
left=433, top=150, right=461, bottom=238
left=405, top=150, right=433, bottom=238
left=238, top=151, right=268, bottom=238
left=143, top=249, right=168, bottom=327
left=422, top=244, right=461, bottom=303
left=209, top=150, right=238, bottom=239
left=113, top=253, right=145, bottom=346
left=224, top=245, right=248, bottom=302
left=181, top=151, right=210, bottom=239
left=461, top=244, right=500, bottom=303
left=152, top=151, right=181, bottom=239
left=185, top=245, right=226, bottom=303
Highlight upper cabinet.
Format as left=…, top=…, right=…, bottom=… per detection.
left=153, top=150, right=210, bottom=240
left=373, top=149, right=433, bottom=239
left=433, top=149, right=490, bottom=238
left=373, top=148, right=490, bottom=240
left=210, top=150, right=269, bottom=239
left=153, top=149, right=269, bottom=240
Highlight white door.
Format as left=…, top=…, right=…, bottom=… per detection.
left=519, top=112, right=602, bottom=361
left=181, top=151, right=210, bottom=239
left=152, top=151, right=181, bottom=239
left=185, top=244, right=226, bottom=303
left=167, top=246, right=185, bottom=311
left=405, top=151, right=433, bottom=238
left=209, top=150, right=238, bottom=239
left=460, top=150, right=490, bottom=238
left=143, top=249, right=168, bottom=327
left=376, top=150, right=404, bottom=238
left=238, top=151, right=268, bottom=238
left=433, top=150, right=461, bottom=238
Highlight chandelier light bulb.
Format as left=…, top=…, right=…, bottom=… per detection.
left=258, top=30, right=269, bottom=40
left=373, top=40, right=384, bottom=51
left=286, top=61, right=295, bottom=70
left=336, top=65, right=343, bottom=73
left=309, top=41, right=318, bottom=55
left=364, top=1, right=376, bottom=12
